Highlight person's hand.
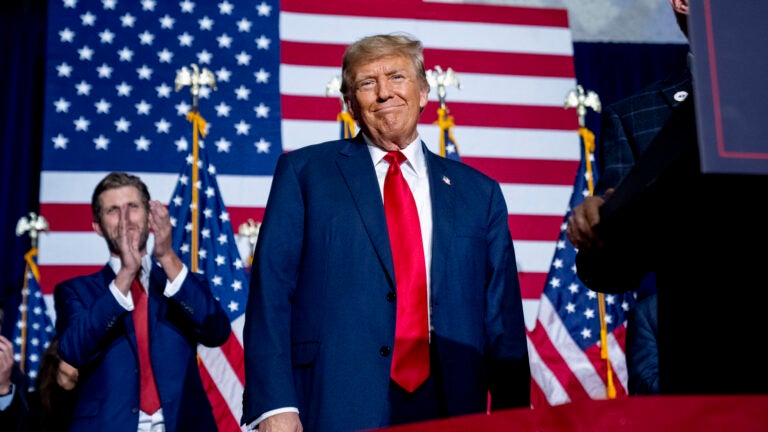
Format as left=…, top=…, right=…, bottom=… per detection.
left=257, top=412, right=303, bottom=432
left=0, top=335, right=15, bottom=395
left=566, top=189, right=613, bottom=251
left=148, top=200, right=173, bottom=261
left=148, top=200, right=183, bottom=280
left=114, top=205, right=143, bottom=294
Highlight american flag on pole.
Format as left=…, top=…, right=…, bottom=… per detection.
left=168, top=139, right=249, bottom=431
left=37, top=0, right=585, bottom=427
left=527, top=127, right=637, bottom=407
left=13, top=248, right=55, bottom=392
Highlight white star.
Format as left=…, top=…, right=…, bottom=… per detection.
left=178, top=32, right=194, bottom=47
left=203, top=208, right=213, bottom=218
left=180, top=0, right=195, bottom=13
left=136, top=64, right=153, bottom=80
left=583, top=308, right=595, bottom=319
left=256, top=1, right=272, bottom=16
left=135, top=136, right=151, bottom=151
left=159, top=14, right=175, bottom=29
left=59, top=28, right=75, bottom=43
left=552, top=258, right=563, bottom=269
left=197, top=49, right=213, bottom=64
left=215, top=255, right=226, bottom=266
left=580, top=328, right=592, bottom=340
left=254, top=137, right=270, bottom=153
left=568, top=283, right=579, bottom=294
left=215, top=137, right=231, bottom=152
left=75, top=81, right=91, bottom=96
left=78, top=45, right=94, bottom=61
left=198, top=86, right=213, bottom=99
left=56, top=62, right=73, bottom=77
left=234, top=120, right=250, bottom=135
left=93, top=134, right=109, bottom=149
left=52, top=134, right=68, bottom=149
left=116, top=81, right=132, bottom=96
left=214, top=102, right=231, bottom=117
left=117, top=46, right=134, bottom=61
left=175, top=101, right=191, bottom=116
left=120, top=13, right=136, bottom=27
left=254, top=68, right=270, bottom=83
left=235, top=51, right=251, bottom=66
left=73, top=116, right=90, bottom=131
left=217, top=234, right=227, bottom=245
left=236, top=18, right=252, bottom=32
left=548, top=276, right=561, bottom=289
left=199, top=16, right=214, bottom=30
left=114, top=117, right=131, bottom=132
left=138, top=30, right=155, bottom=45
left=218, top=211, right=230, bottom=222
left=565, top=302, right=576, bottom=313
left=175, top=137, right=189, bottom=151
left=217, top=33, right=232, bottom=49
left=253, top=102, right=270, bottom=118
left=211, top=275, right=222, bottom=286
left=199, top=248, right=207, bottom=259
left=54, top=98, right=71, bottom=113
left=219, top=0, right=234, bottom=14
left=141, top=0, right=156, bottom=11
left=234, top=85, right=250, bottom=100
left=215, top=67, right=231, bottom=82
left=156, top=83, right=172, bottom=98
left=254, top=35, right=271, bottom=50
left=99, top=28, right=115, bottom=44
left=227, top=301, right=239, bottom=313
left=157, top=48, right=173, bottom=63
left=135, top=100, right=152, bottom=115
left=205, top=187, right=216, bottom=198
left=80, top=11, right=97, bottom=26
left=103, top=0, right=117, bottom=9
left=155, top=118, right=171, bottom=133
left=96, top=63, right=113, bottom=78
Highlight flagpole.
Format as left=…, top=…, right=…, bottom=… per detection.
left=564, top=85, right=615, bottom=398
left=427, top=66, right=461, bottom=158
left=14, top=212, right=49, bottom=372
left=175, top=64, right=216, bottom=273
left=326, top=76, right=356, bottom=139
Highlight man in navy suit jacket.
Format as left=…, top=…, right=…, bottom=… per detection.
left=242, top=33, right=530, bottom=432
left=54, top=172, right=231, bottom=432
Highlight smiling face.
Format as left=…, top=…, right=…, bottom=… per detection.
left=347, top=54, right=429, bottom=151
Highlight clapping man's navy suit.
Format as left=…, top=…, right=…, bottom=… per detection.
left=54, top=172, right=231, bottom=432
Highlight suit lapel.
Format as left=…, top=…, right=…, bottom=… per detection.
left=423, top=145, right=456, bottom=297
left=336, top=137, right=396, bottom=286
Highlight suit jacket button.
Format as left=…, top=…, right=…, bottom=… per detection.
left=380, top=346, right=391, bottom=356
left=386, top=292, right=396, bottom=302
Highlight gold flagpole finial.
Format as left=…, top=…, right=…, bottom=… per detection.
left=564, top=84, right=601, bottom=128
left=326, top=75, right=348, bottom=112
left=426, top=65, right=461, bottom=110
left=16, top=212, right=49, bottom=249
left=238, top=219, right=261, bottom=267
left=175, top=63, right=217, bottom=112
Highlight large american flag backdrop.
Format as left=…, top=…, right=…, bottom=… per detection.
left=35, top=0, right=628, bottom=428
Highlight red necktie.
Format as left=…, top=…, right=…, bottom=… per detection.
left=383, top=151, right=430, bottom=392
left=131, top=276, right=161, bottom=414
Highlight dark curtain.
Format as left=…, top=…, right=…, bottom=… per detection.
left=0, top=0, right=47, bottom=338
left=573, top=41, right=690, bottom=152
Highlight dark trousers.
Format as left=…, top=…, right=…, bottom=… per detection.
left=388, top=343, right=449, bottom=426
